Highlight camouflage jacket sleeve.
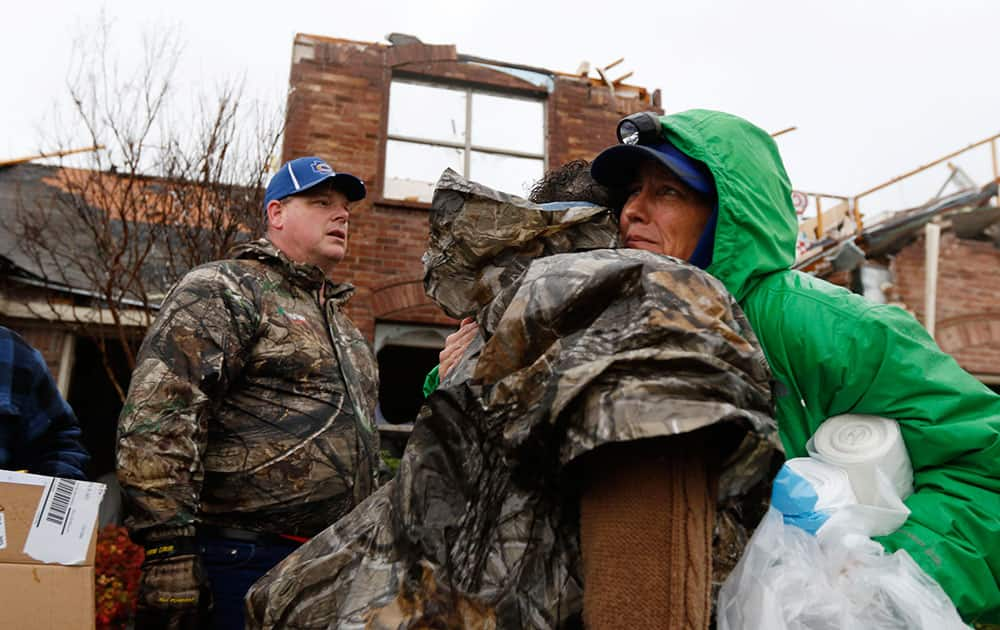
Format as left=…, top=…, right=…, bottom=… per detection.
left=117, top=263, right=260, bottom=536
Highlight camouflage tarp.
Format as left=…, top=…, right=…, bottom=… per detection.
left=246, top=171, right=782, bottom=629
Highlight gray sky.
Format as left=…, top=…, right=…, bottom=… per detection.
left=5, top=0, right=999, bottom=216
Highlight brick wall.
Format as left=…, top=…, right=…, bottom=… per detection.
left=282, top=34, right=660, bottom=340
left=890, top=231, right=1000, bottom=377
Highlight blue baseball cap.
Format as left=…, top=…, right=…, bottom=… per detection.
left=264, top=157, right=366, bottom=209
left=590, top=141, right=715, bottom=199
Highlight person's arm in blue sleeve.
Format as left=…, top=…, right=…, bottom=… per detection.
left=29, top=368, right=89, bottom=480
left=0, top=328, right=89, bottom=480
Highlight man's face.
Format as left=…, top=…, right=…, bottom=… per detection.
left=266, top=184, right=352, bottom=275
left=618, top=160, right=713, bottom=260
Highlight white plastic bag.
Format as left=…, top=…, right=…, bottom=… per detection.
left=718, top=414, right=965, bottom=629
left=716, top=508, right=968, bottom=630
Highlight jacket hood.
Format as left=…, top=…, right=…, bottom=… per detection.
left=658, top=110, right=798, bottom=301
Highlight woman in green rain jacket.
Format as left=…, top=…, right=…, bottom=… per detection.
left=590, top=109, right=1000, bottom=624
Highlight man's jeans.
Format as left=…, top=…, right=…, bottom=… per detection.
left=199, top=534, right=302, bottom=630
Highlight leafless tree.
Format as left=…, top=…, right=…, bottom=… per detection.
left=11, top=17, right=284, bottom=401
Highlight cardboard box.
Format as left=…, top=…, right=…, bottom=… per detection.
left=0, top=470, right=105, bottom=630
left=0, top=564, right=96, bottom=630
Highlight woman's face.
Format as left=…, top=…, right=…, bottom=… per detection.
left=618, top=160, right=713, bottom=260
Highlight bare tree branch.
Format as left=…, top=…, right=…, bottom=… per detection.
left=10, top=16, right=284, bottom=401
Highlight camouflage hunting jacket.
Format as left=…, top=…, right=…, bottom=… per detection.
left=246, top=172, right=783, bottom=629
left=117, top=239, right=379, bottom=539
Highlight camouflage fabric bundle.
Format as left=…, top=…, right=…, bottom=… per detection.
left=246, top=172, right=781, bottom=629
left=422, top=169, right=623, bottom=324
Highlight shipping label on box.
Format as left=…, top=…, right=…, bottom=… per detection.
left=0, top=470, right=105, bottom=566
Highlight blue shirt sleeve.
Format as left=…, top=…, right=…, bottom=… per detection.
left=0, top=327, right=89, bottom=479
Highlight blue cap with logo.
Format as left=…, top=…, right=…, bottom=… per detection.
left=264, top=157, right=366, bottom=209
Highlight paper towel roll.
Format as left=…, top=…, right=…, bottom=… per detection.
left=784, top=458, right=858, bottom=512
left=806, top=414, right=913, bottom=506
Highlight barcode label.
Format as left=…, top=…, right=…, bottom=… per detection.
left=0, top=511, right=6, bottom=550
left=42, top=478, right=77, bottom=531
left=24, top=476, right=103, bottom=564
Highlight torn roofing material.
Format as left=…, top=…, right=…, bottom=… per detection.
left=795, top=181, right=1000, bottom=274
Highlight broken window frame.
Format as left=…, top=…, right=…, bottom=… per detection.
left=383, top=78, right=547, bottom=203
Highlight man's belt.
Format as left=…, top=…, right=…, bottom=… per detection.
left=197, top=524, right=308, bottom=546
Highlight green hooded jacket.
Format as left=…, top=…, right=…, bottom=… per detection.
left=659, top=109, right=999, bottom=623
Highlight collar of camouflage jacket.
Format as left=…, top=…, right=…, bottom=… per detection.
left=230, top=238, right=356, bottom=303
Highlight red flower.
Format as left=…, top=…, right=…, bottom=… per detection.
left=94, top=525, right=145, bottom=630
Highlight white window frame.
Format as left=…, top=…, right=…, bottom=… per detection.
left=384, top=78, right=547, bottom=201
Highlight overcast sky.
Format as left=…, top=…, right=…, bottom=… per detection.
left=5, top=0, right=999, bottom=215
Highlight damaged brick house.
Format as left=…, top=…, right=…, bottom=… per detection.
left=890, top=210, right=1000, bottom=388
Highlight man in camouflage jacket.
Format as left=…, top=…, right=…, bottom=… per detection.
left=117, top=157, right=379, bottom=630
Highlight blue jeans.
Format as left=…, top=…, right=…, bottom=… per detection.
left=198, top=534, right=302, bottom=630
